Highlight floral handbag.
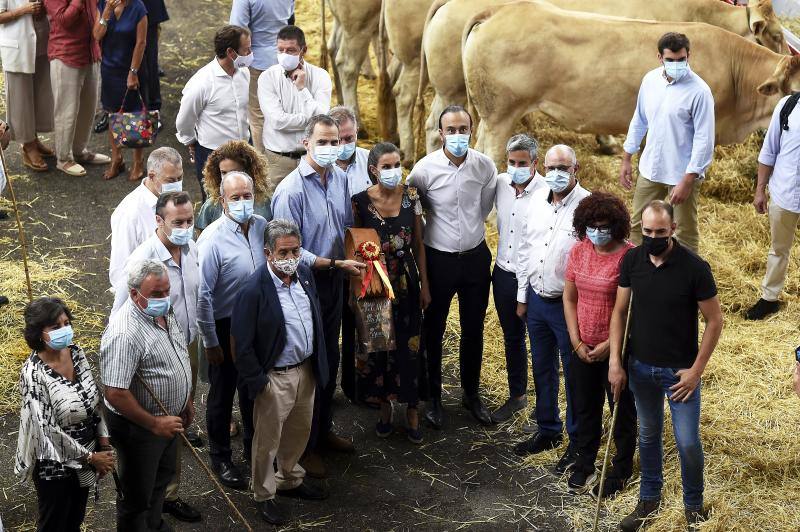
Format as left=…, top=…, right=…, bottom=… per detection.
left=109, top=90, right=158, bottom=148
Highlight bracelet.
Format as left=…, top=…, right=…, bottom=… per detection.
left=99, top=17, right=108, bottom=26
left=329, top=258, right=336, bottom=270
left=572, top=341, right=584, bottom=353
left=129, top=67, right=138, bottom=75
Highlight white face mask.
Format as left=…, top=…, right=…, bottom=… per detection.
left=166, top=225, right=193, bottom=246
left=277, top=52, right=300, bottom=71
left=311, top=145, right=339, bottom=168
left=161, top=180, right=183, bottom=193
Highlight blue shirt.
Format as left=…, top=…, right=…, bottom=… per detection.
left=229, top=0, right=294, bottom=71
left=196, top=214, right=268, bottom=347
left=623, top=66, right=715, bottom=186
left=98, top=0, right=147, bottom=71
left=271, top=158, right=353, bottom=266
left=267, top=264, right=313, bottom=367
left=758, top=94, right=800, bottom=214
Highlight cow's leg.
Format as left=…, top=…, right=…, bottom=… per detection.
left=335, top=27, right=372, bottom=129
left=425, top=92, right=447, bottom=154
left=360, top=37, right=378, bottom=79
left=481, top=113, right=518, bottom=167
left=394, top=61, right=420, bottom=168
left=595, top=134, right=620, bottom=155
left=328, top=22, right=344, bottom=104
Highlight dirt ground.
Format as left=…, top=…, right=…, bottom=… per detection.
left=0, top=1, right=576, bottom=530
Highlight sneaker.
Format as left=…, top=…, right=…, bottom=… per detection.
left=513, top=432, right=562, bottom=456
left=554, top=445, right=578, bottom=475
left=685, top=508, right=709, bottom=532
left=620, top=499, right=661, bottom=532
left=490, top=396, right=528, bottom=423
left=375, top=420, right=393, bottom=438
left=745, top=298, right=780, bottom=320
left=406, top=426, right=423, bottom=445
left=590, top=475, right=629, bottom=500
left=567, top=467, right=597, bottom=494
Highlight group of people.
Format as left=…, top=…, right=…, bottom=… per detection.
left=7, top=5, right=800, bottom=531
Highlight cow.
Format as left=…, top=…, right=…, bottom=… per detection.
left=461, top=0, right=800, bottom=165
left=420, top=0, right=788, bottom=154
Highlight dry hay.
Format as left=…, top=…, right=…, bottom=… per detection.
left=780, top=16, right=800, bottom=37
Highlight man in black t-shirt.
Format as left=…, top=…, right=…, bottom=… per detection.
left=608, top=201, right=723, bottom=532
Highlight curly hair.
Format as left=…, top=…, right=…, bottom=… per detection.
left=572, top=191, right=630, bottom=242
left=24, top=297, right=74, bottom=352
left=202, top=140, right=270, bottom=203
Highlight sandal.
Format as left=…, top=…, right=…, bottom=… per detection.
left=35, top=139, right=55, bottom=158
left=21, top=146, right=48, bottom=172
left=102, top=159, right=126, bottom=180
left=56, top=160, right=86, bottom=177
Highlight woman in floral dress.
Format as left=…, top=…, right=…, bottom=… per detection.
left=351, top=142, right=431, bottom=443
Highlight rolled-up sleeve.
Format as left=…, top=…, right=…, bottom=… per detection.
left=758, top=96, right=787, bottom=167
left=685, top=89, right=715, bottom=176
left=197, top=239, right=221, bottom=348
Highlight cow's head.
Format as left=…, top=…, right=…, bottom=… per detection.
left=758, top=55, right=800, bottom=96
left=749, top=0, right=787, bottom=54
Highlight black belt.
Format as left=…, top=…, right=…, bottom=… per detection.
left=537, top=293, right=563, bottom=302
left=272, top=358, right=308, bottom=372
left=268, top=149, right=305, bottom=160
left=427, top=240, right=486, bottom=258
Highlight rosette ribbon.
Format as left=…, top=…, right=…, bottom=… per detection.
left=357, top=240, right=395, bottom=300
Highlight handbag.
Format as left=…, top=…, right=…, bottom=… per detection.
left=108, top=89, right=158, bottom=148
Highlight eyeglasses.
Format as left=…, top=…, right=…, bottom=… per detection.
left=587, top=225, right=611, bottom=232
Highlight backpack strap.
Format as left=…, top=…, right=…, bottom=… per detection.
left=780, top=92, right=800, bottom=132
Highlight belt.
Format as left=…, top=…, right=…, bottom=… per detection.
left=427, top=240, right=486, bottom=258
left=537, top=293, right=563, bottom=302
left=268, top=149, right=305, bottom=160
left=272, top=358, right=309, bottom=372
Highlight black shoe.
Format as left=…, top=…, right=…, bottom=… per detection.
left=158, top=67, right=166, bottom=77
left=461, top=394, right=493, bottom=426
left=277, top=480, right=328, bottom=500
left=93, top=111, right=108, bottom=133
left=567, top=467, right=597, bottom=494
left=513, top=432, right=562, bottom=456
left=490, top=396, right=527, bottom=423
left=554, top=445, right=578, bottom=474
left=162, top=498, right=201, bottom=522
left=425, top=399, right=443, bottom=429
left=0, top=210, right=8, bottom=220
left=685, top=507, right=708, bottom=532
left=257, top=499, right=286, bottom=526
left=745, top=298, right=780, bottom=320
left=620, top=499, right=661, bottom=532
left=0, top=295, right=8, bottom=307
left=591, top=475, right=629, bottom=500
left=212, top=461, right=247, bottom=490
left=185, top=427, right=204, bottom=448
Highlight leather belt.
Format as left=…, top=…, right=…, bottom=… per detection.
left=268, top=149, right=305, bottom=160
left=272, top=358, right=308, bottom=372
left=427, top=240, right=486, bottom=258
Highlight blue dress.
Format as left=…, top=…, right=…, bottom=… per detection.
left=99, top=0, right=149, bottom=112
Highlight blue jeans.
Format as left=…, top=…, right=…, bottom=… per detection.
left=628, top=358, right=704, bottom=510
left=525, top=288, right=577, bottom=441
left=492, top=266, right=528, bottom=398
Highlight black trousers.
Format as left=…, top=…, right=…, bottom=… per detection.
left=491, top=266, right=528, bottom=398
left=33, top=469, right=89, bottom=532
left=424, top=242, right=492, bottom=400
left=108, top=411, right=177, bottom=532
left=569, top=352, right=637, bottom=479
left=194, top=143, right=213, bottom=203
left=141, top=24, right=161, bottom=111
left=207, top=317, right=254, bottom=464
left=308, top=269, right=343, bottom=450
left=340, top=277, right=357, bottom=401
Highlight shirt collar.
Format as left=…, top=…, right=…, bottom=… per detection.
left=149, top=233, right=186, bottom=264
left=547, top=182, right=582, bottom=207
left=138, top=182, right=158, bottom=206
left=298, top=157, right=318, bottom=178
left=510, top=172, right=543, bottom=197
left=266, top=261, right=296, bottom=288
left=437, top=146, right=469, bottom=169
left=211, top=58, right=233, bottom=78
left=221, top=213, right=245, bottom=233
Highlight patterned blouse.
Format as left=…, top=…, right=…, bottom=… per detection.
left=15, top=346, right=108, bottom=482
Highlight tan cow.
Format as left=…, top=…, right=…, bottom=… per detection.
left=462, top=1, right=800, bottom=165
left=420, top=0, right=787, bottom=154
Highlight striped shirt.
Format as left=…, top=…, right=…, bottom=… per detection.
left=100, top=299, right=192, bottom=417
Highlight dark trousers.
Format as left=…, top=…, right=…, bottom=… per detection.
left=491, top=266, right=528, bottom=398
left=194, top=143, right=213, bottom=203
left=108, top=411, right=177, bottom=532
left=141, top=24, right=161, bottom=110
left=570, top=353, right=637, bottom=479
left=424, top=242, right=491, bottom=400
left=207, top=317, right=254, bottom=464
left=340, top=277, right=356, bottom=401
left=308, top=269, right=343, bottom=449
left=33, top=469, right=89, bottom=532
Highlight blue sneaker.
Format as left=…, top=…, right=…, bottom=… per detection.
left=406, top=426, right=423, bottom=445
left=375, top=420, right=393, bottom=438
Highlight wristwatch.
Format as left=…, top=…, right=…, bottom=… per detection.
left=129, top=67, right=138, bottom=75
left=329, top=258, right=336, bottom=270
left=99, top=18, right=108, bottom=26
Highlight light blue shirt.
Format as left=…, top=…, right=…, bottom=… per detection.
left=229, top=0, right=294, bottom=71
left=271, top=158, right=353, bottom=267
left=196, top=214, right=268, bottom=347
left=623, top=66, right=715, bottom=186
left=758, top=94, right=800, bottom=214
left=341, top=146, right=373, bottom=197
left=267, top=264, right=313, bottom=367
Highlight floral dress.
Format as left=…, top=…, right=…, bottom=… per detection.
left=352, top=186, right=427, bottom=406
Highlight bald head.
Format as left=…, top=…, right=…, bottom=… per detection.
left=544, top=144, right=577, bottom=168
left=219, top=171, right=254, bottom=200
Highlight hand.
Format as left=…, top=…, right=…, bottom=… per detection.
left=290, top=66, right=306, bottom=90
left=669, top=175, right=695, bottom=205
left=668, top=367, right=701, bottom=402
left=0, top=120, right=10, bottom=150
left=89, top=450, right=115, bottom=477
left=151, top=415, right=185, bottom=438
left=105, top=0, right=120, bottom=12
left=753, top=188, right=768, bottom=215
left=586, top=340, right=610, bottom=362
left=619, top=157, right=633, bottom=190
left=20, top=1, right=42, bottom=15
left=419, top=283, right=432, bottom=311
left=206, top=345, right=224, bottom=365
left=608, top=364, right=627, bottom=402
left=575, top=343, right=592, bottom=363
left=793, top=363, right=800, bottom=399
left=187, top=143, right=196, bottom=164
left=337, top=259, right=366, bottom=276
left=180, top=401, right=195, bottom=428
left=126, top=71, right=139, bottom=90
left=515, top=302, right=527, bottom=320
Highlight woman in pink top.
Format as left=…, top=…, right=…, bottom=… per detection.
left=562, top=192, right=637, bottom=498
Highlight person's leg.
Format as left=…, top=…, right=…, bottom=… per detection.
left=237, top=379, right=255, bottom=462
left=206, top=319, right=237, bottom=465
left=194, top=144, right=213, bottom=202
left=628, top=358, right=665, bottom=502
left=276, top=363, right=316, bottom=491
left=547, top=299, right=578, bottom=442
left=340, top=278, right=357, bottom=401
left=526, top=291, right=562, bottom=437
left=73, top=62, right=100, bottom=157
left=248, top=67, right=265, bottom=153
left=670, top=180, right=700, bottom=253
left=423, top=247, right=459, bottom=402
left=33, top=472, right=80, bottom=532
left=34, top=54, right=55, bottom=136
left=5, top=71, right=35, bottom=144
left=49, top=59, right=80, bottom=164
left=491, top=266, right=528, bottom=400
left=608, top=356, right=638, bottom=480
left=143, top=24, right=162, bottom=111
left=761, top=202, right=800, bottom=302
left=629, top=177, right=669, bottom=246
left=164, top=439, right=181, bottom=502
left=145, top=435, right=177, bottom=530
left=264, top=151, right=300, bottom=195
left=455, top=243, right=492, bottom=397
left=664, top=369, right=704, bottom=511
left=569, top=351, right=605, bottom=473
left=65, top=477, right=90, bottom=532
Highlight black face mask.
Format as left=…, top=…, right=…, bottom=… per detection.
left=642, top=235, right=670, bottom=256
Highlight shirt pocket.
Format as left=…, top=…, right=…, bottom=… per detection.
left=0, top=38, right=18, bottom=49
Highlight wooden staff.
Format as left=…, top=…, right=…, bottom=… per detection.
left=1, top=143, right=33, bottom=302
left=135, top=374, right=253, bottom=532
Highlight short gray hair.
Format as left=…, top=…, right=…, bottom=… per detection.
left=219, top=170, right=254, bottom=198
left=329, top=105, right=357, bottom=130
left=266, top=219, right=302, bottom=251
left=147, top=147, right=182, bottom=177
left=545, top=144, right=577, bottom=166
left=303, top=114, right=338, bottom=140
left=126, top=259, right=168, bottom=290
left=506, top=134, right=538, bottom=160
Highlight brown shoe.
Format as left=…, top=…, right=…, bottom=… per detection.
left=299, top=452, right=326, bottom=479
left=21, top=145, right=47, bottom=172
left=324, top=431, right=355, bottom=453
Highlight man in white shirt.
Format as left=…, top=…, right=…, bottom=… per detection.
left=513, top=144, right=590, bottom=473
left=407, top=105, right=497, bottom=429
left=175, top=25, right=252, bottom=202
left=109, top=147, right=184, bottom=290
left=491, top=134, right=546, bottom=423
left=620, top=32, right=715, bottom=253
left=258, top=25, right=332, bottom=192
left=747, top=94, right=800, bottom=320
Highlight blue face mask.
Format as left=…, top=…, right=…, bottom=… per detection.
left=444, top=134, right=470, bottom=158
left=545, top=169, right=572, bottom=193
left=138, top=291, right=171, bottom=317
left=663, top=59, right=689, bottom=82
left=586, top=227, right=613, bottom=247
left=227, top=199, right=254, bottom=224
left=311, top=145, right=339, bottom=167
left=508, top=166, right=532, bottom=185
left=337, top=142, right=356, bottom=161
left=379, top=168, right=402, bottom=189
left=45, top=325, right=74, bottom=350
left=166, top=225, right=193, bottom=246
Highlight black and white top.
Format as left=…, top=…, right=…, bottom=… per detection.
left=100, top=299, right=192, bottom=417
left=14, top=346, right=108, bottom=482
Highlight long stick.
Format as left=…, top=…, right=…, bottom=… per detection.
left=135, top=374, right=253, bottom=532
left=592, top=294, right=634, bottom=532
left=1, top=145, right=33, bottom=302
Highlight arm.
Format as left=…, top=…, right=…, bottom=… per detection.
left=413, top=212, right=431, bottom=310
left=620, top=82, right=649, bottom=189
left=480, top=163, right=498, bottom=221
left=231, top=281, right=269, bottom=401
left=515, top=211, right=532, bottom=306
left=47, top=0, right=87, bottom=29
left=684, top=90, right=715, bottom=178
left=174, top=77, right=207, bottom=146
left=258, top=71, right=314, bottom=131
left=0, top=1, right=41, bottom=25
left=563, top=279, right=588, bottom=361
left=302, top=68, right=332, bottom=116
left=105, top=387, right=183, bottom=437
left=92, top=0, right=111, bottom=41
left=607, top=285, right=631, bottom=401
left=109, top=216, right=143, bottom=288
left=669, top=295, right=723, bottom=402
left=196, top=240, right=221, bottom=348
left=125, top=16, right=148, bottom=90
left=228, top=0, right=250, bottom=27
left=754, top=100, right=783, bottom=214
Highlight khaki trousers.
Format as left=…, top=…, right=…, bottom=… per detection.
left=165, top=340, right=199, bottom=502
left=264, top=150, right=300, bottom=196
left=50, top=59, right=99, bottom=164
left=5, top=55, right=54, bottom=143
left=761, top=202, right=800, bottom=302
left=252, top=361, right=315, bottom=502
left=248, top=66, right=265, bottom=154
left=630, top=175, right=701, bottom=253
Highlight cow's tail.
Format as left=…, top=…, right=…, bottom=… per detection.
left=320, top=0, right=329, bottom=71
left=413, top=0, right=449, bottom=161
left=377, top=0, right=396, bottom=140
left=462, top=7, right=498, bottom=140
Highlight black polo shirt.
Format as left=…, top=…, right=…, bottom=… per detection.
left=618, top=239, right=717, bottom=369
